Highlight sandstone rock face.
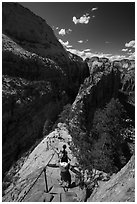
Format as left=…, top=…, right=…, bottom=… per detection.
left=2, top=2, right=89, bottom=178
left=2, top=2, right=89, bottom=84
left=2, top=70, right=68, bottom=176
left=87, top=57, right=135, bottom=105
left=66, top=57, right=134, bottom=201
left=2, top=2, right=67, bottom=61
left=2, top=34, right=66, bottom=82
left=70, top=59, right=121, bottom=131
left=2, top=33, right=67, bottom=178
left=68, top=56, right=134, bottom=173
left=87, top=155, right=135, bottom=202
left=2, top=124, right=86, bottom=202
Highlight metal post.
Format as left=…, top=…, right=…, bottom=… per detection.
left=44, top=167, right=48, bottom=193
left=60, top=193, right=62, bottom=202
left=47, top=141, right=49, bottom=150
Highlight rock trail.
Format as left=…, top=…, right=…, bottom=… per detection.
left=3, top=123, right=84, bottom=202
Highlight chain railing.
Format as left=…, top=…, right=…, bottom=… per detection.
left=18, top=152, right=55, bottom=202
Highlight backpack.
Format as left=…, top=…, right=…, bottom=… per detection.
left=59, top=162, right=70, bottom=172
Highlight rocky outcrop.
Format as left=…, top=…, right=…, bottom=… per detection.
left=2, top=73, right=67, bottom=178
left=88, top=155, right=135, bottom=202
left=2, top=2, right=89, bottom=88
left=86, top=56, right=111, bottom=75
left=64, top=57, right=135, bottom=201
left=87, top=57, right=135, bottom=105
left=2, top=2, right=68, bottom=63
left=2, top=2, right=89, bottom=178
left=69, top=59, right=121, bottom=131
left=112, top=59, right=135, bottom=95
left=2, top=32, right=67, bottom=178
left=2, top=123, right=86, bottom=202
left=2, top=34, right=66, bottom=82
left=67, top=57, right=134, bottom=175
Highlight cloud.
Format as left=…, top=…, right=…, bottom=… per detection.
left=125, top=40, right=135, bottom=48
left=58, top=29, right=66, bottom=36
left=58, top=28, right=72, bottom=36
left=67, top=48, right=85, bottom=58
left=78, top=40, right=83, bottom=43
left=109, top=55, right=126, bottom=61
left=59, top=39, right=68, bottom=46
left=91, top=7, right=98, bottom=11
left=66, top=39, right=134, bottom=61
left=122, top=48, right=128, bottom=52
left=78, top=39, right=90, bottom=44
left=127, top=52, right=135, bottom=60
left=68, top=29, right=72, bottom=33
left=105, top=41, right=111, bottom=44
left=66, top=45, right=73, bottom=48
left=66, top=47, right=112, bottom=60
left=84, top=49, right=91, bottom=52
left=59, top=39, right=72, bottom=48
left=73, top=13, right=90, bottom=24
left=67, top=47, right=129, bottom=61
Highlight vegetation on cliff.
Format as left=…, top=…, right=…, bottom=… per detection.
left=63, top=59, right=135, bottom=176
left=67, top=99, right=131, bottom=174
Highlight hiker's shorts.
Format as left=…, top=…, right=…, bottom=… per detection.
left=60, top=171, right=71, bottom=184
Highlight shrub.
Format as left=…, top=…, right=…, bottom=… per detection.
left=58, top=104, right=71, bottom=124
left=70, top=98, right=130, bottom=174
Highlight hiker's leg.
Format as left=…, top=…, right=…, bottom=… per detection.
left=67, top=171, right=71, bottom=187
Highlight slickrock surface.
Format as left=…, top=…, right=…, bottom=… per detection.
left=2, top=2, right=89, bottom=177
left=3, top=123, right=86, bottom=202
left=88, top=155, right=135, bottom=202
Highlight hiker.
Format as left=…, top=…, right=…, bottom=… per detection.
left=47, top=160, right=71, bottom=187
left=60, top=144, right=71, bottom=163
left=58, top=145, right=71, bottom=187
left=59, top=160, right=71, bottom=187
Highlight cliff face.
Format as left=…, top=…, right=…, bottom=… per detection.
left=68, top=57, right=134, bottom=174
left=88, top=155, right=135, bottom=202
left=2, top=123, right=87, bottom=202
left=70, top=58, right=121, bottom=131
left=2, top=2, right=89, bottom=89
left=2, top=2, right=89, bottom=178
left=2, top=2, right=67, bottom=62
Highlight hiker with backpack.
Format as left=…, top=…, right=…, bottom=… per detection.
left=47, top=144, right=71, bottom=188
left=58, top=145, right=71, bottom=187
left=59, top=144, right=71, bottom=163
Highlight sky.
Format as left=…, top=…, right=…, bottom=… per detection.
left=20, top=2, right=135, bottom=60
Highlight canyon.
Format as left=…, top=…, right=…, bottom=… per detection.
left=2, top=2, right=135, bottom=202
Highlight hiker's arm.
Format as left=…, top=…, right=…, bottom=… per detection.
left=70, top=165, right=81, bottom=176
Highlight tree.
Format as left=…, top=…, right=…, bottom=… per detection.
left=70, top=98, right=129, bottom=174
